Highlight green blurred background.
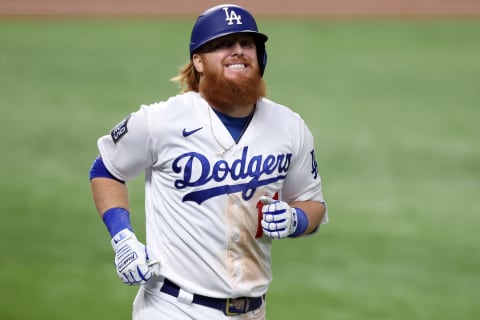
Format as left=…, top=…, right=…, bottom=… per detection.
left=1, top=15, right=479, bottom=320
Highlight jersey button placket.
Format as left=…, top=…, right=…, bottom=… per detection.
left=232, top=231, right=240, bottom=242
left=227, top=195, right=244, bottom=285
left=233, top=265, right=243, bottom=278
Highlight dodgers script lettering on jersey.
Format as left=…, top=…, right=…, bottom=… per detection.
left=172, top=146, right=292, bottom=204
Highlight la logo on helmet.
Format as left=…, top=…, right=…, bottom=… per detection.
left=223, top=7, right=242, bottom=25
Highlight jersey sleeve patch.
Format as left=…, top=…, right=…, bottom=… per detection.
left=110, top=114, right=131, bottom=144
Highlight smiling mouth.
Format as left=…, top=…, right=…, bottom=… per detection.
left=226, top=63, right=247, bottom=69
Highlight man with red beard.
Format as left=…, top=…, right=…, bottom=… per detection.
left=89, top=4, right=328, bottom=320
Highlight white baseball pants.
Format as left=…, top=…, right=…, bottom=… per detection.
left=132, top=283, right=266, bottom=320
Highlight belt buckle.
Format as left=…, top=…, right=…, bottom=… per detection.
left=225, top=297, right=248, bottom=316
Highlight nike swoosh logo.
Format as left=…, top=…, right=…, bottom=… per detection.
left=182, top=127, right=203, bottom=137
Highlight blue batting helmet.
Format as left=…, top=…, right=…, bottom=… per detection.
left=190, top=4, right=268, bottom=76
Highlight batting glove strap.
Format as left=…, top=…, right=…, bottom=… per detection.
left=111, top=229, right=152, bottom=285
left=288, top=207, right=309, bottom=238
left=111, top=228, right=134, bottom=249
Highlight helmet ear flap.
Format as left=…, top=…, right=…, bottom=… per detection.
left=257, top=45, right=268, bottom=77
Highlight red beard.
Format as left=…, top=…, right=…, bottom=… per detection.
left=199, top=59, right=266, bottom=109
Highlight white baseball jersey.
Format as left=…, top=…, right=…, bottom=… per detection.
left=97, top=91, right=327, bottom=298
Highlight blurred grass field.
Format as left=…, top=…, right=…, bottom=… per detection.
left=1, top=17, right=479, bottom=319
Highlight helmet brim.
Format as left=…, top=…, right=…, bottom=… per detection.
left=190, top=30, right=268, bottom=56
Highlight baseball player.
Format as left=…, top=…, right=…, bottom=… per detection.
left=89, top=4, right=328, bottom=320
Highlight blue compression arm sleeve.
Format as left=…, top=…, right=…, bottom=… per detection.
left=288, top=208, right=309, bottom=238
left=102, top=207, right=133, bottom=238
left=89, top=156, right=125, bottom=183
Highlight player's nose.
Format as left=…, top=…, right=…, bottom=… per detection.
left=231, top=41, right=244, bottom=55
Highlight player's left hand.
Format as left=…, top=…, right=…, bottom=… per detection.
left=260, top=196, right=299, bottom=239
left=111, top=229, right=156, bottom=285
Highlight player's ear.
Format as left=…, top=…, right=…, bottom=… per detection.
left=192, top=54, right=204, bottom=73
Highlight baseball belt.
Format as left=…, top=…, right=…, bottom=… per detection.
left=160, top=278, right=264, bottom=316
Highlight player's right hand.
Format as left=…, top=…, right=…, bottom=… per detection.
left=260, top=196, right=298, bottom=239
left=111, top=228, right=153, bottom=286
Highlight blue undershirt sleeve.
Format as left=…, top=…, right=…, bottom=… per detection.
left=89, top=156, right=125, bottom=183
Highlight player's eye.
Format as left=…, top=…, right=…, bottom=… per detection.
left=205, top=39, right=233, bottom=51
left=239, top=39, right=255, bottom=48
left=219, top=39, right=236, bottom=48
left=201, top=36, right=255, bottom=52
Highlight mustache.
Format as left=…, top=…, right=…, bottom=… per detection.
left=224, top=57, right=249, bottom=65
